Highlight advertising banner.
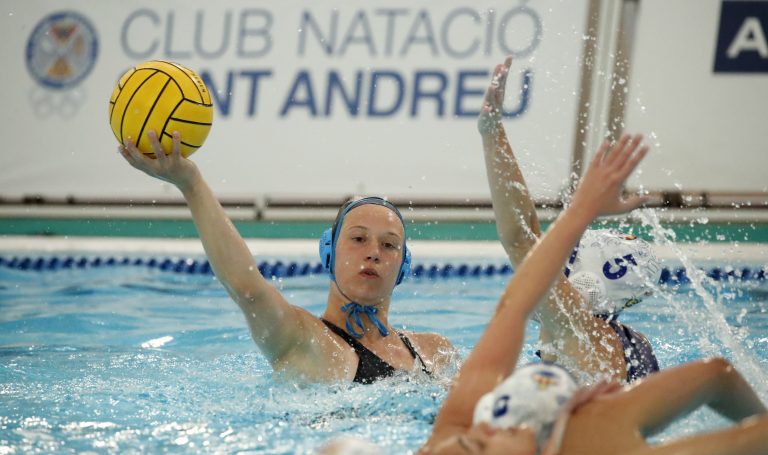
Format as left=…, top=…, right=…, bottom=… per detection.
left=0, top=0, right=588, bottom=200
left=624, top=0, right=768, bottom=193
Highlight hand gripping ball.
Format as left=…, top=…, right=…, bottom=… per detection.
left=109, top=60, right=213, bottom=157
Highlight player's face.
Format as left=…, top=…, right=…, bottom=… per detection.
left=333, top=204, right=404, bottom=304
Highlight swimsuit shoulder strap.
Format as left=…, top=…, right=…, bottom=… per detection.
left=321, top=318, right=366, bottom=350
left=396, top=331, right=432, bottom=377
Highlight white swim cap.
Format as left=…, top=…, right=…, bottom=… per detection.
left=472, top=391, right=496, bottom=426
left=472, top=363, right=577, bottom=447
left=566, top=229, right=661, bottom=316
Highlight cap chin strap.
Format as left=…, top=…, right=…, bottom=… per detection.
left=341, top=302, right=389, bottom=338
left=335, top=281, right=389, bottom=338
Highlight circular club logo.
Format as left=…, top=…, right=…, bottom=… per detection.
left=26, top=11, right=98, bottom=90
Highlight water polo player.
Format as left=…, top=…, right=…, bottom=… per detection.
left=119, top=131, right=453, bottom=384
left=422, top=120, right=768, bottom=455
left=478, top=57, right=658, bottom=382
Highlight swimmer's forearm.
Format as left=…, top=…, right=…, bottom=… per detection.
left=628, top=359, right=766, bottom=438
left=627, top=415, right=768, bottom=455
left=499, top=205, right=593, bottom=319
left=178, top=172, right=264, bottom=298
left=481, top=126, right=540, bottom=265
left=178, top=173, right=307, bottom=361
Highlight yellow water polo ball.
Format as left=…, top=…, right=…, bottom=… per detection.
left=108, top=60, right=213, bottom=157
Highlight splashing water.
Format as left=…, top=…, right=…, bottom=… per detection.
left=637, top=208, right=767, bottom=398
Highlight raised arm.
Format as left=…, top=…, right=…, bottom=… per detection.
left=427, top=133, right=649, bottom=444
left=478, top=58, right=645, bottom=381
left=120, top=131, right=306, bottom=362
left=478, top=56, right=540, bottom=265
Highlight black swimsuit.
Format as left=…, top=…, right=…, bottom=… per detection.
left=321, top=319, right=432, bottom=384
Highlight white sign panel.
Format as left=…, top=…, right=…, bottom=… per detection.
left=625, top=0, right=768, bottom=193
left=0, top=1, right=589, bottom=200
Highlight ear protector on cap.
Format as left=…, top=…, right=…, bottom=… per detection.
left=318, top=197, right=412, bottom=286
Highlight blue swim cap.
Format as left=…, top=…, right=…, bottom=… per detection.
left=318, top=197, right=412, bottom=286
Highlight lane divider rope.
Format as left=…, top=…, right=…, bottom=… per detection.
left=0, top=255, right=765, bottom=284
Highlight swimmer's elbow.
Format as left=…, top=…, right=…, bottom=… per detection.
left=499, top=235, right=536, bottom=264
left=698, top=357, right=744, bottom=405
left=226, top=279, right=274, bottom=309
left=705, top=356, right=733, bottom=370
left=702, top=356, right=735, bottom=380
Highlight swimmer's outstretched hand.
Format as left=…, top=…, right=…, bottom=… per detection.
left=478, top=56, right=513, bottom=136
left=119, top=130, right=200, bottom=190
left=570, top=133, right=649, bottom=219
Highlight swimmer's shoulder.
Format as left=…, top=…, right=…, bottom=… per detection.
left=405, top=331, right=453, bottom=352
left=269, top=308, right=358, bottom=381
left=286, top=307, right=362, bottom=353
left=403, top=330, right=456, bottom=372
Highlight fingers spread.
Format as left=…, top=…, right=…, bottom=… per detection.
left=619, top=144, right=649, bottom=179
left=120, top=138, right=156, bottom=170
left=171, top=131, right=181, bottom=158
left=122, top=138, right=142, bottom=159
left=605, top=134, right=631, bottom=167
left=626, top=134, right=644, bottom=156
left=620, top=194, right=649, bottom=212
left=118, top=145, right=132, bottom=162
left=147, top=130, right=165, bottom=161
left=590, top=140, right=610, bottom=170
left=612, top=134, right=643, bottom=172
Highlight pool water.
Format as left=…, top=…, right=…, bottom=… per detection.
left=1, top=256, right=767, bottom=454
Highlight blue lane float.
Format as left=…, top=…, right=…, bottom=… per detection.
left=0, top=255, right=765, bottom=283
